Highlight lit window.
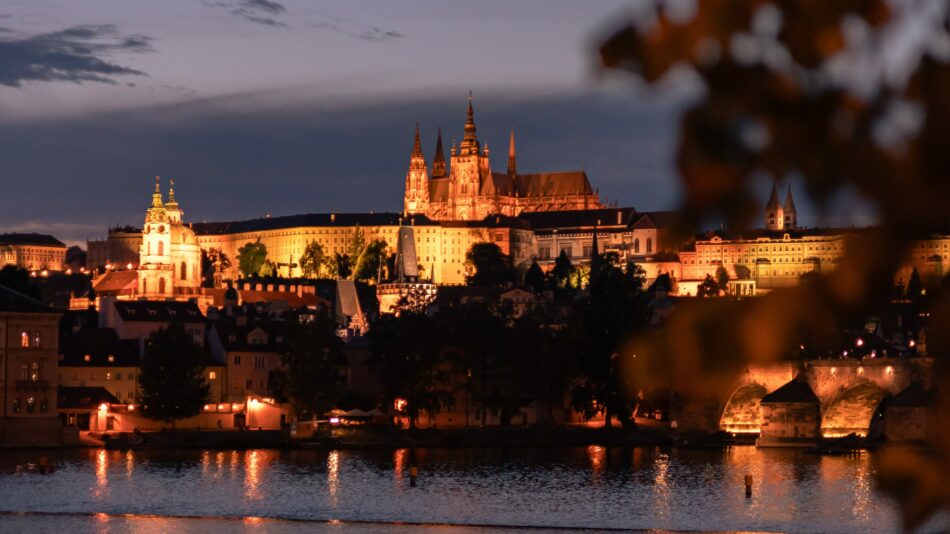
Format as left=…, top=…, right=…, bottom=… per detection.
left=31, top=332, right=41, bottom=348
left=20, top=331, right=29, bottom=348
left=26, top=397, right=35, bottom=413
left=84, top=354, right=91, bottom=362
left=39, top=398, right=48, bottom=413
left=105, top=372, right=112, bottom=381
left=30, top=362, right=40, bottom=381
left=12, top=399, right=21, bottom=413
left=108, top=355, right=115, bottom=363
left=209, top=371, right=217, bottom=380
left=233, top=356, right=241, bottom=365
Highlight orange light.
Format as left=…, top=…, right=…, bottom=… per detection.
left=98, top=403, right=109, bottom=413
left=204, top=404, right=214, bottom=411
left=855, top=338, right=864, bottom=347
left=127, top=263, right=133, bottom=270
left=232, top=403, right=244, bottom=411
left=394, top=398, right=407, bottom=412
left=217, top=403, right=229, bottom=412
left=127, top=404, right=135, bottom=411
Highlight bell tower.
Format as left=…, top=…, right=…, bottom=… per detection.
left=449, top=93, right=491, bottom=220
left=765, top=181, right=784, bottom=231
left=139, top=177, right=173, bottom=297
left=403, top=123, right=430, bottom=216
left=783, top=185, right=797, bottom=229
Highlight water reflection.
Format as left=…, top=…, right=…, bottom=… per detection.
left=0, top=446, right=912, bottom=533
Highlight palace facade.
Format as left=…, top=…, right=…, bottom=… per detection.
left=0, top=233, right=66, bottom=272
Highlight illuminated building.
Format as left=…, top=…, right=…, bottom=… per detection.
left=0, top=233, right=66, bottom=272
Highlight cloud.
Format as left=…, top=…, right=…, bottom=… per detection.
left=204, top=0, right=287, bottom=27
left=313, top=16, right=405, bottom=42
left=0, top=24, right=153, bottom=87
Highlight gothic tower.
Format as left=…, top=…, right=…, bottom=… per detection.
left=765, top=181, right=785, bottom=231
left=432, top=127, right=447, bottom=179
left=783, top=185, right=797, bottom=229
left=507, top=128, right=517, bottom=176
left=449, top=94, right=492, bottom=220
left=403, top=123, right=430, bottom=215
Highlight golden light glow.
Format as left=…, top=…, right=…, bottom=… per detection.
left=885, top=366, right=894, bottom=376
left=394, top=398, right=407, bottom=412
left=98, top=403, right=109, bottom=413
left=127, top=404, right=135, bottom=411
left=328, top=450, right=340, bottom=502
left=245, top=450, right=262, bottom=501
left=94, top=449, right=109, bottom=498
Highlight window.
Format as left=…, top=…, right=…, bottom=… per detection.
left=127, top=392, right=134, bottom=400
left=233, top=355, right=241, bottom=365
left=254, top=356, right=265, bottom=370
left=12, top=399, right=21, bottom=413
left=26, top=397, right=35, bottom=413
left=20, top=331, right=29, bottom=348
left=107, top=355, right=115, bottom=363
left=646, top=238, right=653, bottom=254
left=30, top=362, right=40, bottom=381
left=157, top=241, right=163, bottom=256
left=105, top=372, right=112, bottom=381
left=181, top=261, right=187, bottom=280
left=128, top=373, right=135, bottom=381
left=583, top=245, right=592, bottom=258
left=245, top=379, right=253, bottom=389
left=634, top=238, right=640, bottom=254
left=84, top=354, right=91, bottom=362
left=158, top=278, right=166, bottom=294
left=19, top=364, right=28, bottom=381
left=209, top=371, right=217, bottom=380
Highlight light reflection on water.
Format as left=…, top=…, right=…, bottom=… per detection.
left=0, top=446, right=928, bottom=533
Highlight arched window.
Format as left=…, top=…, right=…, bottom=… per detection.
left=142, top=279, right=148, bottom=294
left=646, top=237, right=653, bottom=254
left=30, top=362, right=40, bottom=381
left=159, top=278, right=166, bottom=294
left=157, top=241, right=164, bottom=256
left=634, top=239, right=640, bottom=254
left=181, top=261, right=187, bottom=280
left=19, top=331, right=29, bottom=348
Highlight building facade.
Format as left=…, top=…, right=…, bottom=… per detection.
left=0, top=233, right=66, bottom=272
left=0, top=285, right=63, bottom=447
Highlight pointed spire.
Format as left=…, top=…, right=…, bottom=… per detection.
left=412, top=122, right=423, bottom=157
left=166, top=178, right=178, bottom=205
left=766, top=181, right=781, bottom=208
left=507, top=128, right=517, bottom=176
left=432, top=127, right=446, bottom=178
left=460, top=91, right=479, bottom=154
left=783, top=184, right=796, bottom=211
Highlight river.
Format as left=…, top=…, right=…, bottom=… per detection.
left=0, top=446, right=946, bottom=533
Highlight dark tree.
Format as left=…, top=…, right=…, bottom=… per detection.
left=715, top=265, right=730, bottom=291
left=465, top=242, right=514, bottom=287
left=0, top=266, right=40, bottom=299
left=696, top=274, right=719, bottom=297
left=549, top=250, right=575, bottom=290
left=369, top=310, right=452, bottom=429
left=905, top=267, right=923, bottom=303
left=138, top=323, right=210, bottom=423
left=278, top=310, right=348, bottom=419
left=201, top=248, right=231, bottom=287
left=352, top=239, right=388, bottom=283
left=524, top=261, right=545, bottom=293
left=570, top=261, right=647, bottom=429
left=237, top=240, right=267, bottom=278
left=299, top=240, right=326, bottom=278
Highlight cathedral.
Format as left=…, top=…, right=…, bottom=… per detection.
left=404, top=96, right=603, bottom=221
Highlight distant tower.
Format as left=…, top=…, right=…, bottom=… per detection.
left=783, top=185, right=797, bottom=229
left=765, top=181, right=784, bottom=231
left=165, top=179, right=182, bottom=224
left=140, top=177, right=172, bottom=297
left=507, top=128, right=517, bottom=176
left=449, top=93, right=492, bottom=220
left=403, top=123, right=430, bottom=215
left=432, top=127, right=447, bottom=179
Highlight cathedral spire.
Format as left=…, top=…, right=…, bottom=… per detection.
left=459, top=91, right=479, bottom=155
left=507, top=128, right=517, bottom=176
left=766, top=181, right=781, bottom=209
left=412, top=122, right=423, bottom=157
left=783, top=184, right=796, bottom=212
left=432, top=127, right=446, bottom=178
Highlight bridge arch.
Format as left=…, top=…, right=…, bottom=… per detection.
left=719, top=382, right=768, bottom=434
left=820, top=381, right=889, bottom=438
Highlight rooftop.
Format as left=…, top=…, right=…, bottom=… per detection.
left=0, top=233, right=66, bottom=247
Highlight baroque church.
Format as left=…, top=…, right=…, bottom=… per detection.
left=138, top=178, right=202, bottom=298
left=404, top=96, right=603, bottom=220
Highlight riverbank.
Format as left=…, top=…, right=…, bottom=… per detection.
left=74, top=425, right=672, bottom=451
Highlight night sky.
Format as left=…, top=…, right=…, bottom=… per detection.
left=0, top=0, right=872, bottom=246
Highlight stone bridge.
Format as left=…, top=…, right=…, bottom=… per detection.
left=684, top=357, right=934, bottom=439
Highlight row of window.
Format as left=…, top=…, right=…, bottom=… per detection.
left=19, top=331, right=41, bottom=348
left=18, top=362, right=41, bottom=381
left=11, top=397, right=48, bottom=413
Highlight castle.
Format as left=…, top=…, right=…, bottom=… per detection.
left=404, top=96, right=602, bottom=220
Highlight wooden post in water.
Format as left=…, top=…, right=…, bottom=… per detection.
left=744, top=474, right=753, bottom=498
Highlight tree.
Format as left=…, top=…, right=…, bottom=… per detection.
left=347, top=225, right=366, bottom=263
left=549, top=250, right=575, bottom=290
left=299, top=240, right=326, bottom=278
left=201, top=248, right=231, bottom=287
left=369, top=310, right=452, bottom=429
left=570, top=258, right=647, bottom=429
left=905, top=267, right=923, bottom=303
left=0, top=266, right=40, bottom=299
left=696, top=274, right=719, bottom=297
left=351, top=239, right=388, bottom=283
left=465, top=242, right=514, bottom=287
left=715, top=265, right=730, bottom=292
left=138, top=323, right=210, bottom=424
left=523, top=261, right=545, bottom=293
left=278, top=310, right=348, bottom=419
left=237, top=240, right=267, bottom=278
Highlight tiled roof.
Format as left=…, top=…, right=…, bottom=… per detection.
left=211, top=320, right=287, bottom=352
left=92, top=270, right=138, bottom=294
left=519, top=208, right=638, bottom=231
left=0, top=285, right=57, bottom=313
left=113, top=300, right=204, bottom=323
left=513, top=171, right=595, bottom=197
left=191, top=212, right=439, bottom=235
left=0, top=233, right=66, bottom=247
left=58, top=386, right=119, bottom=409
left=60, top=328, right=140, bottom=366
